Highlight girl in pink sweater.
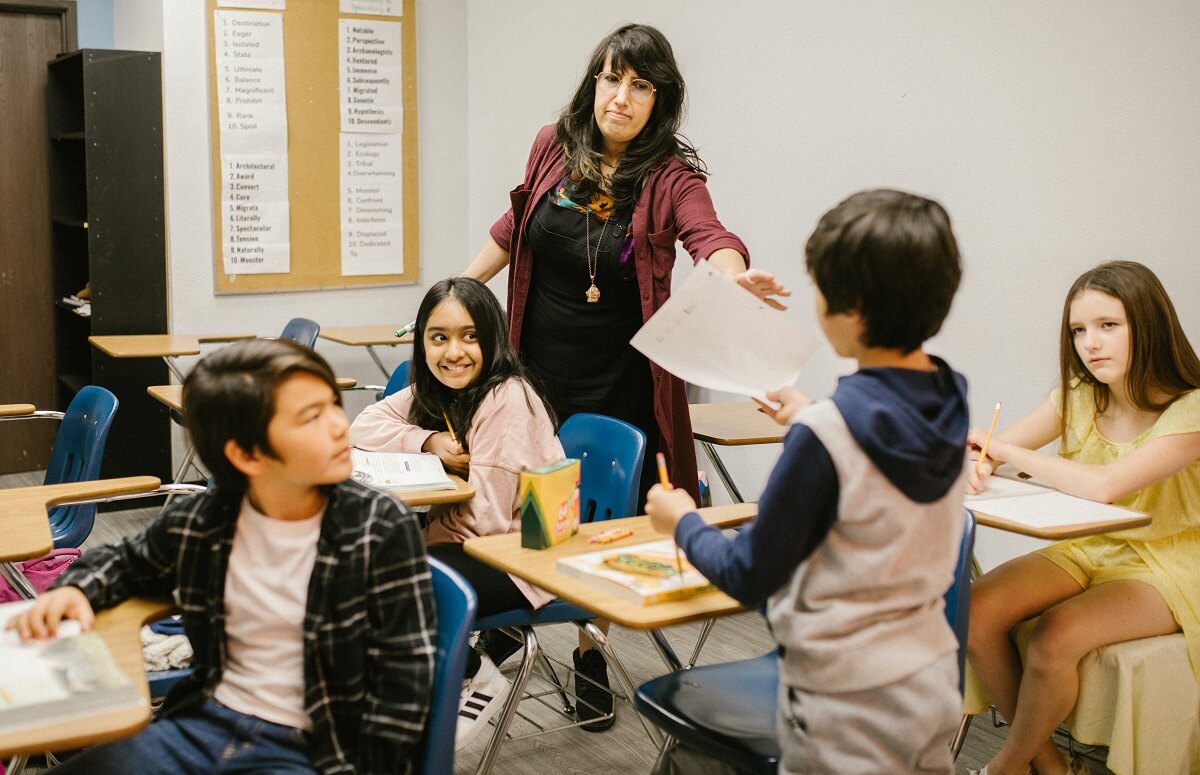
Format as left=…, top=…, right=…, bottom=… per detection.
left=349, top=277, right=562, bottom=749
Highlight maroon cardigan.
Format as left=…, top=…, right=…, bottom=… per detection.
left=489, top=124, right=749, bottom=499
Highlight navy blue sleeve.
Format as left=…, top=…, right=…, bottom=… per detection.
left=675, top=423, right=838, bottom=609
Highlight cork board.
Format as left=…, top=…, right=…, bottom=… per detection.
left=207, top=0, right=418, bottom=293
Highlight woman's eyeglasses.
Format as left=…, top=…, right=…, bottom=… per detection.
left=594, top=71, right=656, bottom=103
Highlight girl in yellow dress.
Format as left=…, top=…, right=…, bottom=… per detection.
left=966, top=260, right=1200, bottom=775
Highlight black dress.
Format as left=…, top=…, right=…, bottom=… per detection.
left=521, top=191, right=660, bottom=501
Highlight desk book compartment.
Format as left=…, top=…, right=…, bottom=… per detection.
left=350, top=450, right=456, bottom=493
left=0, top=601, right=141, bottom=732
left=556, top=539, right=715, bottom=606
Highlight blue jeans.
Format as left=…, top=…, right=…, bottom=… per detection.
left=52, top=698, right=316, bottom=774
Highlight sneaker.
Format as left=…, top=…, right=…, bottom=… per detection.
left=477, top=629, right=523, bottom=667
left=455, top=653, right=510, bottom=751
left=572, top=647, right=614, bottom=732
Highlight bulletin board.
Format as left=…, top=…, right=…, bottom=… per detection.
left=206, top=0, right=419, bottom=294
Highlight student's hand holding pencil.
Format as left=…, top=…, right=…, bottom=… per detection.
left=421, top=430, right=470, bottom=476
left=645, top=484, right=697, bottom=535
left=965, top=402, right=1002, bottom=495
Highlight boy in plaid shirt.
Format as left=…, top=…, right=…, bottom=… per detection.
left=9, top=339, right=437, bottom=774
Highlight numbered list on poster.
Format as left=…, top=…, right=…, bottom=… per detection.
left=338, top=18, right=403, bottom=276
left=215, top=9, right=291, bottom=274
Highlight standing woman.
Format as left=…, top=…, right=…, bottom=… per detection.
left=463, top=23, right=788, bottom=506
left=461, top=22, right=788, bottom=731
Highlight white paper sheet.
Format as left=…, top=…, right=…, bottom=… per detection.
left=338, top=19, right=403, bottom=133
left=219, top=0, right=285, bottom=9
left=340, top=0, right=402, bottom=16
left=215, top=10, right=291, bottom=275
left=350, top=450, right=455, bottom=492
left=340, top=134, right=403, bottom=276
left=629, top=261, right=817, bottom=401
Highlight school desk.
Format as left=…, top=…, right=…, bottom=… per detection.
left=462, top=503, right=756, bottom=631
left=0, top=404, right=35, bottom=417
left=89, top=333, right=256, bottom=381
left=970, top=504, right=1150, bottom=540
left=689, top=401, right=787, bottom=503
left=318, top=326, right=414, bottom=378
left=0, top=596, right=175, bottom=758
left=0, top=477, right=161, bottom=563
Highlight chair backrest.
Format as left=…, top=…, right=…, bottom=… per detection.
left=381, top=360, right=412, bottom=399
left=43, top=385, right=120, bottom=548
left=279, top=317, right=321, bottom=347
left=945, top=508, right=977, bottom=692
left=421, top=557, right=478, bottom=774
left=558, top=413, right=646, bottom=523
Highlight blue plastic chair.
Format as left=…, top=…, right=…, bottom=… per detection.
left=558, top=412, right=646, bottom=523
left=382, top=360, right=411, bottom=398
left=44, top=386, right=120, bottom=549
left=633, top=508, right=978, bottom=774
left=469, top=413, right=647, bottom=774
left=279, top=317, right=321, bottom=347
left=422, top=557, right=479, bottom=774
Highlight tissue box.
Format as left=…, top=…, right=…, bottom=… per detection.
left=518, top=458, right=581, bottom=549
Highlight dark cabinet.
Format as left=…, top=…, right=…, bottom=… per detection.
left=48, top=49, right=169, bottom=480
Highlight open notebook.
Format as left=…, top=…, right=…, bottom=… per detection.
left=556, top=538, right=716, bottom=606
left=0, top=600, right=142, bottom=733
left=965, top=475, right=1149, bottom=538
left=350, top=450, right=456, bottom=493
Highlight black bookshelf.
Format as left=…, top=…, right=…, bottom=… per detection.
left=47, top=49, right=170, bottom=481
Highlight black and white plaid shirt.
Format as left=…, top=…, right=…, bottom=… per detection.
left=57, top=479, right=437, bottom=774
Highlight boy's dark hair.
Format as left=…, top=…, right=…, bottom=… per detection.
left=408, top=277, right=556, bottom=447
left=182, top=338, right=341, bottom=493
left=805, top=189, right=962, bottom=353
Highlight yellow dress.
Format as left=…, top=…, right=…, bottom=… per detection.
left=1040, top=384, right=1200, bottom=681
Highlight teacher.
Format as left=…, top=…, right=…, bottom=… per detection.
left=461, top=22, right=788, bottom=731
left=463, top=23, right=788, bottom=506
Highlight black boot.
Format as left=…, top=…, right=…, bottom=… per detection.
left=478, top=629, right=523, bottom=667
left=572, top=647, right=614, bottom=731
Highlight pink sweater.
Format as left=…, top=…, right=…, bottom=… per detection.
left=349, top=378, right=562, bottom=607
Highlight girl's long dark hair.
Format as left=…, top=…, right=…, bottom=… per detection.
left=556, top=23, right=703, bottom=213
left=1057, top=260, right=1200, bottom=444
left=408, top=277, right=556, bottom=447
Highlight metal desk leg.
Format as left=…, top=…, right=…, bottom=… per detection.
left=647, top=628, right=683, bottom=672
left=364, top=345, right=391, bottom=379
left=700, top=441, right=743, bottom=503
left=161, top=356, right=186, bottom=382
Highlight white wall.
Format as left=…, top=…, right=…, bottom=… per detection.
left=465, top=1, right=1200, bottom=567
left=117, top=1, right=1199, bottom=567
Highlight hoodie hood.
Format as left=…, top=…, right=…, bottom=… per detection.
left=830, top=356, right=968, bottom=503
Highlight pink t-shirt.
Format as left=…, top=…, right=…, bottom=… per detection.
left=213, top=498, right=323, bottom=730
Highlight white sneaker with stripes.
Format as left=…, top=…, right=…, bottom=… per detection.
left=454, top=653, right=510, bottom=751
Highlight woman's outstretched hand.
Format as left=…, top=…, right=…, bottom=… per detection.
left=735, top=268, right=792, bottom=310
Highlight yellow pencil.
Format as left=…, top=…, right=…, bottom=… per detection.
left=442, top=412, right=458, bottom=446
left=656, top=452, right=685, bottom=579
left=975, top=401, right=1002, bottom=476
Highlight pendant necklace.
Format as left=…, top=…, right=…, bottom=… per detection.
left=584, top=208, right=611, bottom=303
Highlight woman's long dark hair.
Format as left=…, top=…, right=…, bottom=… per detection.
left=556, top=23, right=703, bottom=212
left=1057, top=260, right=1200, bottom=444
left=408, top=277, right=556, bottom=447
